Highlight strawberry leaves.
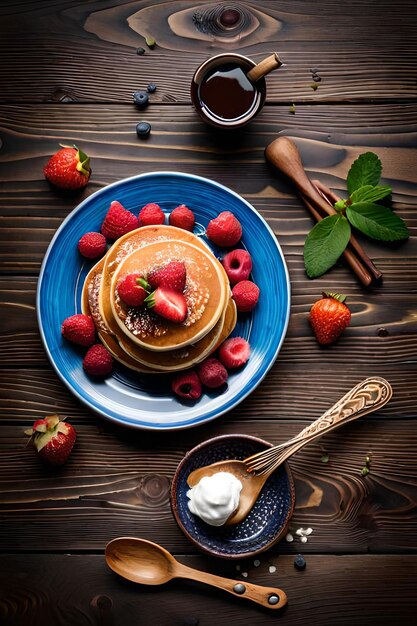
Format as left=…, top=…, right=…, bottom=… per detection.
left=303, top=151, right=409, bottom=278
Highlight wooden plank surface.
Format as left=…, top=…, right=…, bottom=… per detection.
left=1, top=1, right=417, bottom=624
left=1, top=554, right=416, bottom=626
left=0, top=420, right=416, bottom=553
left=0, top=1, right=417, bottom=103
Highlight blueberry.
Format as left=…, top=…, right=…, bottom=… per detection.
left=133, top=91, right=149, bottom=107
left=136, top=122, right=151, bottom=138
left=147, top=82, right=157, bottom=93
left=136, top=47, right=145, bottom=55
left=294, top=554, right=306, bottom=570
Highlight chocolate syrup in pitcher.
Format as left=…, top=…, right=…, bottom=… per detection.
left=198, top=64, right=257, bottom=121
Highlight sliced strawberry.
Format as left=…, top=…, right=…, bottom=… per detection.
left=145, top=286, right=188, bottom=323
left=26, top=414, right=76, bottom=465
left=148, top=261, right=186, bottom=292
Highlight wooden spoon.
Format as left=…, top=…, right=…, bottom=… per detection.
left=105, top=537, right=287, bottom=610
left=187, top=377, right=392, bottom=525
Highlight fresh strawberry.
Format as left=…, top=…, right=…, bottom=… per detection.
left=117, top=273, right=150, bottom=306
left=26, top=414, right=76, bottom=465
left=222, top=249, right=252, bottom=285
left=218, top=337, right=250, bottom=369
left=148, top=261, right=186, bottom=292
left=83, top=344, right=113, bottom=376
left=44, top=144, right=91, bottom=190
left=78, top=231, right=107, bottom=259
left=61, top=314, right=96, bottom=346
left=232, top=280, right=260, bottom=312
left=172, top=370, right=202, bottom=400
left=138, top=203, right=165, bottom=226
left=145, top=286, right=188, bottom=323
left=169, top=204, right=195, bottom=231
left=206, top=211, right=242, bottom=247
left=101, top=201, right=140, bottom=240
left=197, top=357, right=228, bottom=388
left=309, top=292, right=351, bottom=345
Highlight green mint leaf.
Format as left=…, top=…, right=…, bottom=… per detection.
left=347, top=203, right=409, bottom=241
left=350, top=185, right=392, bottom=204
left=347, top=152, right=382, bottom=195
left=304, top=214, right=351, bottom=278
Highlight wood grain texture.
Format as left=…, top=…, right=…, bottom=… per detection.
left=1, top=554, right=416, bottom=626
left=0, top=1, right=416, bottom=103
left=1, top=3, right=417, bottom=623
left=0, top=420, right=415, bottom=553
left=0, top=104, right=416, bottom=274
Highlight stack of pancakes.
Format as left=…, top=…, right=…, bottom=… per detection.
left=81, top=225, right=237, bottom=373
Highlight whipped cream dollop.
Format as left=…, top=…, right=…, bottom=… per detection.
left=186, top=471, right=243, bottom=526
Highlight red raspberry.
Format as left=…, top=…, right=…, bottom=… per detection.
left=61, top=314, right=96, bottom=346
left=148, top=261, right=186, bottom=292
left=169, top=204, right=195, bottom=232
left=139, top=203, right=165, bottom=226
left=117, top=273, right=150, bottom=307
left=101, top=201, right=139, bottom=240
left=172, top=370, right=202, bottom=400
left=83, top=344, right=113, bottom=376
left=218, top=337, right=250, bottom=369
left=221, top=249, right=252, bottom=285
left=197, top=358, right=228, bottom=388
left=206, top=211, right=242, bottom=247
left=232, top=280, right=260, bottom=313
left=77, top=232, right=107, bottom=259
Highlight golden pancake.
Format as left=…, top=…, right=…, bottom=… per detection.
left=117, top=298, right=235, bottom=372
left=110, top=239, right=226, bottom=352
left=99, top=225, right=223, bottom=340
left=82, top=253, right=236, bottom=373
left=81, top=258, right=158, bottom=373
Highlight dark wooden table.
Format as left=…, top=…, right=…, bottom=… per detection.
left=1, top=2, right=416, bottom=625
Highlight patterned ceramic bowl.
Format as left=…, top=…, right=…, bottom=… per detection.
left=171, top=434, right=295, bottom=559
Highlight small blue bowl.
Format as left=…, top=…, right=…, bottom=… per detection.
left=171, top=434, right=295, bottom=559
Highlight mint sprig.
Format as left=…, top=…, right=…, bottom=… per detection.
left=303, top=151, right=409, bottom=278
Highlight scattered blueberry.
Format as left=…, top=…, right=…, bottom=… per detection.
left=294, top=554, right=306, bottom=570
left=133, top=91, right=149, bottom=107
left=136, top=122, right=151, bottom=138
left=136, top=47, right=145, bottom=55
left=147, top=82, right=157, bottom=93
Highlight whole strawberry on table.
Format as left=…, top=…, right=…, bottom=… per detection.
left=44, top=144, right=91, bottom=190
left=309, top=292, right=351, bottom=345
left=25, top=415, right=76, bottom=465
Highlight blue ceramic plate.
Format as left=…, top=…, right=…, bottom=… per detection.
left=171, top=434, right=295, bottom=559
left=37, top=172, right=290, bottom=430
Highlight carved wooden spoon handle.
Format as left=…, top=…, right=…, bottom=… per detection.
left=246, top=378, right=392, bottom=473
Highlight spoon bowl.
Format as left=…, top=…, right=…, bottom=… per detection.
left=106, top=537, right=175, bottom=585
left=106, top=536, right=287, bottom=609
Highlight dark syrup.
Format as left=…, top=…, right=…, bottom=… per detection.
left=199, top=64, right=257, bottom=121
